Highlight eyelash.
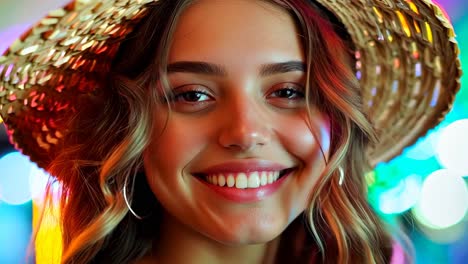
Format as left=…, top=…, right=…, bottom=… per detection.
left=268, top=86, right=305, bottom=100
left=170, top=85, right=304, bottom=101
left=166, top=84, right=306, bottom=114
left=170, top=86, right=213, bottom=103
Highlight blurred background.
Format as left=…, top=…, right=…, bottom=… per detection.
left=0, top=0, right=467, bottom=263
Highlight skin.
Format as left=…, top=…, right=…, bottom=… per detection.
left=142, top=0, right=331, bottom=263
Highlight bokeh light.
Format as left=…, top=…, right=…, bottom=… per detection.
left=29, top=164, right=60, bottom=205
left=413, top=169, right=468, bottom=229
left=34, top=198, right=62, bottom=264
left=416, top=219, right=467, bottom=244
left=0, top=152, right=34, bottom=205
left=378, top=174, right=422, bottom=214
left=404, top=131, right=441, bottom=160
left=436, top=119, right=468, bottom=176
left=0, top=202, right=33, bottom=263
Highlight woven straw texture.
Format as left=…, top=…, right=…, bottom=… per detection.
left=0, top=0, right=462, bottom=170
left=317, top=0, right=461, bottom=165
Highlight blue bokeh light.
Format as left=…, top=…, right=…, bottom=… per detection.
left=0, top=152, right=34, bottom=205
left=0, top=201, right=33, bottom=263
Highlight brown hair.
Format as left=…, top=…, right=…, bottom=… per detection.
left=41, top=0, right=395, bottom=263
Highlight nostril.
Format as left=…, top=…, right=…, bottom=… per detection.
left=218, top=125, right=271, bottom=151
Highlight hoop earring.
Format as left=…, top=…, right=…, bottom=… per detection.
left=338, top=166, right=344, bottom=186
left=123, top=178, right=143, bottom=220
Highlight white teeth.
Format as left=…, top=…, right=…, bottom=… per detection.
left=248, top=171, right=260, bottom=188
left=227, top=174, right=235, bottom=187
left=260, top=171, right=268, bottom=186
left=218, top=174, right=226, bottom=187
left=204, top=171, right=286, bottom=189
left=267, top=172, right=273, bottom=184
left=274, top=171, right=279, bottom=181
left=235, top=173, right=248, bottom=189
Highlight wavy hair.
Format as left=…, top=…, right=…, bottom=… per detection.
left=40, top=0, right=397, bottom=263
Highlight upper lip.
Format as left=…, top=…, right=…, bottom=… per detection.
left=194, top=159, right=291, bottom=175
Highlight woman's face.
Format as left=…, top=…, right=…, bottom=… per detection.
left=144, top=0, right=330, bottom=245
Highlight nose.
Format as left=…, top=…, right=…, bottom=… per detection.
left=217, top=99, right=272, bottom=152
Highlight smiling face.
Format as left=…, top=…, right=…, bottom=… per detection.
left=143, top=0, right=330, bottom=245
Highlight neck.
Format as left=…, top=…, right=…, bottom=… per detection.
left=145, top=212, right=281, bottom=264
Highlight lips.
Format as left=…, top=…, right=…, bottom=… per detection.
left=193, top=160, right=292, bottom=188
left=198, top=169, right=293, bottom=189
left=192, top=160, right=295, bottom=202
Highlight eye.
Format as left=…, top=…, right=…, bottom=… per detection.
left=266, top=83, right=305, bottom=109
left=167, top=84, right=215, bottom=112
left=269, top=87, right=305, bottom=99
left=175, top=90, right=211, bottom=102
left=170, top=85, right=213, bottom=103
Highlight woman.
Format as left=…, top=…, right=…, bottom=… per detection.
left=0, top=0, right=460, bottom=263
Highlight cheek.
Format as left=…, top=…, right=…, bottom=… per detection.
left=144, top=115, right=211, bottom=180
left=276, top=110, right=331, bottom=162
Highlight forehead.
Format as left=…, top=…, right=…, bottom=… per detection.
left=168, top=0, right=305, bottom=65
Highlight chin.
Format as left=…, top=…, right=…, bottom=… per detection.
left=206, top=224, right=286, bottom=246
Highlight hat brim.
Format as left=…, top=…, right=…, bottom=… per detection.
left=0, top=0, right=461, bottom=169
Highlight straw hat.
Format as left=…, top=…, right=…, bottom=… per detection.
left=0, top=0, right=461, bottom=170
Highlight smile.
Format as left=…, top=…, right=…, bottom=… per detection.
left=203, top=169, right=292, bottom=189
left=194, top=167, right=295, bottom=203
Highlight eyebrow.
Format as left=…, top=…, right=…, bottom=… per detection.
left=167, top=61, right=227, bottom=76
left=166, top=61, right=305, bottom=77
left=259, top=61, right=305, bottom=76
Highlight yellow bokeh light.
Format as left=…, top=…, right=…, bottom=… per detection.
left=33, top=193, right=62, bottom=263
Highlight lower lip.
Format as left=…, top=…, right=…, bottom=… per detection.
left=196, top=170, right=294, bottom=203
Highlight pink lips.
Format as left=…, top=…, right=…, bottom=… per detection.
left=193, top=160, right=293, bottom=203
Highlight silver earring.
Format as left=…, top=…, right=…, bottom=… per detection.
left=123, top=179, right=143, bottom=220
left=338, top=167, right=344, bottom=186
